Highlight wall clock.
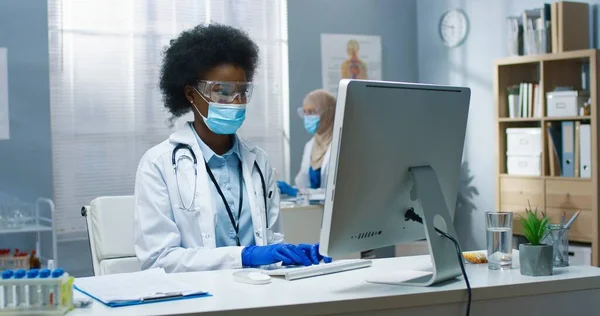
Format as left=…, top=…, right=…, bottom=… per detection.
left=439, top=9, right=469, bottom=48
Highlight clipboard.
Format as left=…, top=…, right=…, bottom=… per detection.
left=74, top=286, right=210, bottom=307
left=74, top=268, right=211, bottom=308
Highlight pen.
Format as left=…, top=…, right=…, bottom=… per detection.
left=268, top=191, right=273, bottom=198
left=564, top=210, right=581, bottom=229
left=142, top=292, right=183, bottom=302
left=73, top=298, right=93, bottom=308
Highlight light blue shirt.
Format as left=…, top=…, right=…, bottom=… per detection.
left=191, top=124, right=254, bottom=247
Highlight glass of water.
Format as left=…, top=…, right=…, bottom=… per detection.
left=486, top=212, right=513, bottom=270
left=296, top=188, right=310, bottom=206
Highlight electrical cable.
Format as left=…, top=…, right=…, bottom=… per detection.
left=404, top=208, right=471, bottom=316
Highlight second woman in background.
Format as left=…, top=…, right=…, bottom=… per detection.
left=278, top=89, right=336, bottom=196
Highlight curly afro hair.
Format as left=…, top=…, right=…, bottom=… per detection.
left=159, top=23, right=260, bottom=117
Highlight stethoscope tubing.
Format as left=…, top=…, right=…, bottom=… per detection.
left=171, top=143, right=269, bottom=228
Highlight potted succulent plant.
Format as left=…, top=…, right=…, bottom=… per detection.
left=518, top=205, right=553, bottom=276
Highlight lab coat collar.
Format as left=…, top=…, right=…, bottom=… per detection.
left=190, top=124, right=243, bottom=163
left=169, top=122, right=259, bottom=191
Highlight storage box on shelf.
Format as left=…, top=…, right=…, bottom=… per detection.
left=506, top=127, right=542, bottom=176
left=507, top=155, right=542, bottom=176
left=547, top=90, right=589, bottom=117
left=495, top=48, right=599, bottom=266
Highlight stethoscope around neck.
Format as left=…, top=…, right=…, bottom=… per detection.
left=171, top=143, right=269, bottom=228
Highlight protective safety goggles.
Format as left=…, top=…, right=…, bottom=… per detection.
left=195, top=80, right=254, bottom=105
left=297, top=106, right=324, bottom=118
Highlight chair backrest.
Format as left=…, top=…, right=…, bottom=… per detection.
left=82, top=195, right=141, bottom=275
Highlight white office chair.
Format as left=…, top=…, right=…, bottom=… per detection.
left=81, top=195, right=141, bottom=276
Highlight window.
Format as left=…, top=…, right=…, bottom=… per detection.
left=48, top=0, right=289, bottom=240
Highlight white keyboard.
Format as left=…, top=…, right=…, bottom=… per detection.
left=263, top=259, right=372, bottom=280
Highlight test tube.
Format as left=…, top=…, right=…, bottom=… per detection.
left=26, top=269, right=39, bottom=308
left=1, top=270, right=14, bottom=309
left=13, top=269, right=26, bottom=309
left=51, top=269, right=64, bottom=307
left=39, top=269, right=51, bottom=308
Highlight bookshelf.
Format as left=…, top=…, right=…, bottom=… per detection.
left=494, top=48, right=600, bottom=266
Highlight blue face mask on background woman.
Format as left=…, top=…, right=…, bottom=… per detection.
left=192, top=101, right=247, bottom=135
left=304, top=115, right=320, bottom=134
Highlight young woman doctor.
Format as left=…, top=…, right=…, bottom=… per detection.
left=278, top=89, right=336, bottom=196
left=133, top=24, right=329, bottom=273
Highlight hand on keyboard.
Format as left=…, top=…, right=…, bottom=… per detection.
left=242, top=244, right=312, bottom=267
left=298, top=243, right=332, bottom=265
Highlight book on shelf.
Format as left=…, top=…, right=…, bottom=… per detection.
left=546, top=120, right=590, bottom=178
left=547, top=122, right=562, bottom=176
left=507, top=82, right=541, bottom=118
left=547, top=122, right=561, bottom=176
left=507, top=17, right=523, bottom=56
left=510, top=2, right=589, bottom=56
left=521, top=4, right=551, bottom=55
left=580, top=123, right=592, bottom=178
left=575, top=121, right=581, bottom=177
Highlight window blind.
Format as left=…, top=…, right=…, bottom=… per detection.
left=48, top=0, right=289, bottom=240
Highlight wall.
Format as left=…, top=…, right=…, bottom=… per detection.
left=0, top=0, right=53, bottom=256
left=287, top=0, right=419, bottom=181
left=417, top=0, right=600, bottom=250
left=0, top=0, right=53, bottom=203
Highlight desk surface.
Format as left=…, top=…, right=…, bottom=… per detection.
left=69, top=254, right=600, bottom=316
left=280, top=202, right=323, bottom=211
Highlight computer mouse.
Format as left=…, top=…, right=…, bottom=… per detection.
left=233, top=270, right=272, bottom=285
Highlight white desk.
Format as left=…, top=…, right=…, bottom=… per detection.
left=69, top=254, right=600, bottom=316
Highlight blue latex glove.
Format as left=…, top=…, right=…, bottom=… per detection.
left=298, top=243, right=332, bottom=264
left=277, top=181, right=298, bottom=197
left=242, top=244, right=312, bottom=267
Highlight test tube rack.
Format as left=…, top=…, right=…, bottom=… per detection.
left=0, top=270, right=73, bottom=315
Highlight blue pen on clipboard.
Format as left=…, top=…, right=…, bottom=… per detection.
left=141, top=292, right=184, bottom=302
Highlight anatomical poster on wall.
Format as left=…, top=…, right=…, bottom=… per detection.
left=320, top=33, right=382, bottom=95
left=0, top=48, right=8, bottom=140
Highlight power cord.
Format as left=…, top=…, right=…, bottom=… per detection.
left=405, top=208, right=471, bottom=316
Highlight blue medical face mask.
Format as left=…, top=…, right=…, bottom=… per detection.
left=194, top=102, right=247, bottom=135
left=304, top=115, right=320, bottom=135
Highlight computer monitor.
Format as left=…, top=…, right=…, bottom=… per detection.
left=320, top=79, right=470, bottom=286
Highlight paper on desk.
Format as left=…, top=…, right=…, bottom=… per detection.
left=74, top=268, right=206, bottom=304
left=309, top=193, right=325, bottom=201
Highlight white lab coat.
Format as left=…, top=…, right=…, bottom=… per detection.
left=294, top=137, right=331, bottom=189
left=133, top=123, right=284, bottom=273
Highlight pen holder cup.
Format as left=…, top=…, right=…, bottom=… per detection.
left=542, top=224, right=569, bottom=267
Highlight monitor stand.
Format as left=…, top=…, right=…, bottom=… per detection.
left=365, top=165, right=462, bottom=286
